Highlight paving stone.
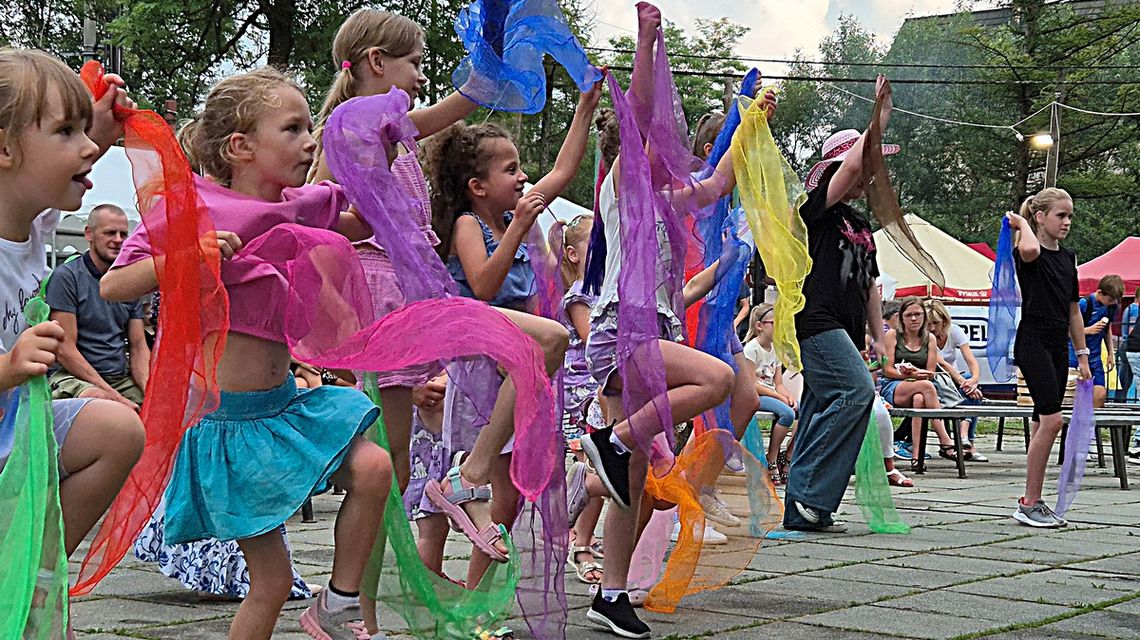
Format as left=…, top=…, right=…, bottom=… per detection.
left=801, top=562, right=968, bottom=590
left=796, top=604, right=1000, bottom=639
left=1046, top=610, right=1140, bottom=639
left=872, top=589, right=1073, bottom=622
left=715, top=620, right=897, bottom=639
left=948, top=570, right=1138, bottom=607
left=1064, top=552, right=1140, bottom=576
left=870, top=551, right=1028, bottom=577
left=71, top=597, right=227, bottom=632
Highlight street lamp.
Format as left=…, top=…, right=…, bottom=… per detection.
left=1030, top=133, right=1054, bottom=149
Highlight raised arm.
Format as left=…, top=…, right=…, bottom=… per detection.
left=409, top=91, right=479, bottom=140
left=452, top=196, right=545, bottom=301
left=1006, top=211, right=1040, bottom=263
left=826, top=75, right=892, bottom=209
left=529, top=79, right=603, bottom=202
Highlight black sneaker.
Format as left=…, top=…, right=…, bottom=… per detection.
left=580, top=426, right=632, bottom=509
left=587, top=591, right=650, bottom=639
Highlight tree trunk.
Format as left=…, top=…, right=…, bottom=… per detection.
left=265, top=0, right=296, bottom=68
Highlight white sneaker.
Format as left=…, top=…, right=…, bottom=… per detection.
left=670, top=520, right=728, bottom=545
left=698, top=492, right=741, bottom=528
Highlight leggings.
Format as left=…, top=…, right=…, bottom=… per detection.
left=1015, top=325, right=1069, bottom=421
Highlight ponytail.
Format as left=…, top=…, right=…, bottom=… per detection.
left=1019, top=187, right=1071, bottom=233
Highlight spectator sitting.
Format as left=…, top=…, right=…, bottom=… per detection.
left=926, top=300, right=988, bottom=462
left=1069, top=274, right=1123, bottom=408
left=880, top=296, right=958, bottom=471
left=45, top=204, right=148, bottom=409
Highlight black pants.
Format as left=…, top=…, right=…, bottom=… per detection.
left=1015, top=326, right=1069, bottom=421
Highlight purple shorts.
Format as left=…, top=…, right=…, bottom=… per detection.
left=585, top=302, right=684, bottom=395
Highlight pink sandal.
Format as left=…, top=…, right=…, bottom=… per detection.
left=425, top=465, right=510, bottom=563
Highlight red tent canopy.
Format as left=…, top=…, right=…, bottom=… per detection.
left=1078, top=236, right=1140, bottom=296
left=968, top=242, right=996, bottom=260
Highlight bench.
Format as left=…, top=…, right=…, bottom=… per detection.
left=889, top=404, right=1138, bottom=489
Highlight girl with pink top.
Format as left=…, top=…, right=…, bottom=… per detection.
left=102, top=68, right=392, bottom=640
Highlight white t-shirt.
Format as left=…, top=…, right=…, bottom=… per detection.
left=938, top=324, right=969, bottom=371
left=1, top=209, right=59, bottom=354
left=592, top=170, right=676, bottom=319
left=743, top=338, right=779, bottom=390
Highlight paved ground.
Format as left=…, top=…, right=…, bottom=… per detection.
left=72, top=431, right=1140, bottom=639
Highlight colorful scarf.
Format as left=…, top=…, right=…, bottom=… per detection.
left=987, top=217, right=1019, bottom=382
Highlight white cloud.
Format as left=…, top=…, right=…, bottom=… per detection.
left=586, top=0, right=987, bottom=73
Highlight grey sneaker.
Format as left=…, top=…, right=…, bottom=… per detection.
left=299, top=590, right=371, bottom=640
left=1012, top=499, right=1066, bottom=529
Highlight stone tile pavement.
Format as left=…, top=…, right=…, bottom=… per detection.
left=71, top=433, right=1140, bottom=639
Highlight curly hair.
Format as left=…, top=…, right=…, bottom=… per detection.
left=594, top=107, right=620, bottom=168
left=423, top=122, right=512, bottom=259
left=178, top=67, right=304, bottom=186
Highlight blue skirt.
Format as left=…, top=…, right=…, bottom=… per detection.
left=164, top=377, right=379, bottom=545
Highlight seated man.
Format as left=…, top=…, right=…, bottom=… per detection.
left=45, top=204, right=149, bottom=408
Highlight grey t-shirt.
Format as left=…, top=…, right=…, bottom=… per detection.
left=44, top=252, right=142, bottom=376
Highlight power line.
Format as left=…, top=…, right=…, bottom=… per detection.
left=586, top=46, right=1140, bottom=72
left=601, top=64, right=1140, bottom=86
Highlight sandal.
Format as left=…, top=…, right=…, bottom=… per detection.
left=589, top=540, right=604, bottom=560
left=886, top=468, right=914, bottom=488
left=909, top=459, right=925, bottom=474
left=963, top=449, right=989, bottom=462
left=570, top=546, right=604, bottom=584
left=938, top=444, right=961, bottom=462
left=776, top=450, right=790, bottom=485
left=425, top=462, right=509, bottom=563
left=765, top=458, right=781, bottom=486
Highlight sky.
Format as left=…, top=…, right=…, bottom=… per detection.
left=590, top=1, right=1001, bottom=73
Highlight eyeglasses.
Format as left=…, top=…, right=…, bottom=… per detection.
left=902, top=312, right=924, bottom=320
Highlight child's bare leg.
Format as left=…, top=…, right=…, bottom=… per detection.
left=456, top=310, right=568, bottom=556
left=328, top=438, right=391, bottom=593
left=600, top=450, right=648, bottom=590
left=380, top=386, right=414, bottom=493
left=467, top=453, right=520, bottom=588
left=1024, top=412, right=1063, bottom=503
left=730, top=352, right=760, bottom=439
left=574, top=496, right=605, bottom=547
left=58, top=399, right=144, bottom=555
left=416, top=514, right=451, bottom=576
left=611, top=341, right=735, bottom=448
left=232, top=532, right=294, bottom=640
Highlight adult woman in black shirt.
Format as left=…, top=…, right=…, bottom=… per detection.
left=1007, top=188, right=1091, bottom=529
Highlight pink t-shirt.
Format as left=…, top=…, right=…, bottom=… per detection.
left=113, top=175, right=348, bottom=342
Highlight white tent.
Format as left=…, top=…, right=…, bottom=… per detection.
left=873, top=213, right=994, bottom=304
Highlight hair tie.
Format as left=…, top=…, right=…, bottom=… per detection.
left=341, top=60, right=352, bottom=70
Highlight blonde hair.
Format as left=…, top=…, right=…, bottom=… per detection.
left=924, top=299, right=952, bottom=332
left=895, top=296, right=929, bottom=344
left=552, top=215, right=593, bottom=287
left=0, top=48, right=92, bottom=161
left=1018, top=187, right=1071, bottom=232
left=692, top=111, right=725, bottom=160
left=743, top=303, right=774, bottom=342
left=314, top=9, right=423, bottom=151
left=178, top=67, right=304, bottom=186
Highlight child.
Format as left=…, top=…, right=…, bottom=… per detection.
left=311, top=8, right=484, bottom=500
left=101, top=67, right=392, bottom=639
left=1068, top=274, right=1123, bottom=408
left=424, top=77, right=600, bottom=586
left=0, top=48, right=145, bottom=637
left=862, top=334, right=913, bottom=487
left=1006, top=188, right=1091, bottom=528
left=576, top=6, right=748, bottom=634
left=742, top=304, right=796, bottom=485
left=554, top=214, right=608, bottom=585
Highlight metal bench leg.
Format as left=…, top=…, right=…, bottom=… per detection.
left=1058, top=422, right=1068, bottom=465
left=1095, top=427, right=1106, bottom=468
left=996, top=416, right=1005, bottom=451
left=952, top=418, right=966, bottom=479
left=1022, top=417, right=1031, bottom=452
left=1111, top=426, right=1129, bottom=490
left=301, top=498, right=316, bottom=523
left=917, top=418, right=929, bottom=474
